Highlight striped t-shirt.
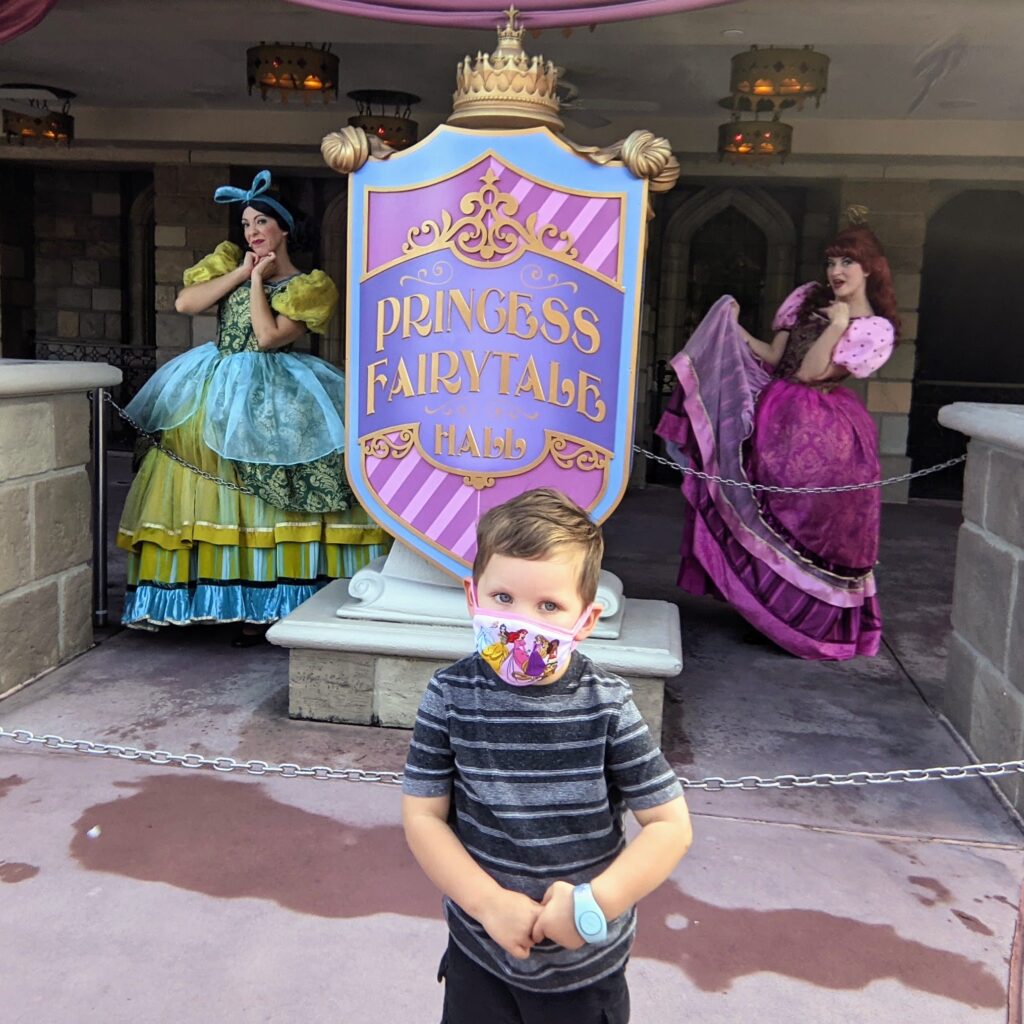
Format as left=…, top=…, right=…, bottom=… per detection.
left=402, top=650, right=683, bottom=993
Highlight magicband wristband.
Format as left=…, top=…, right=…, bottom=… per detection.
left=572, top=882, right=608, bottom=944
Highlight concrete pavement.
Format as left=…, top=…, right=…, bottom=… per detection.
left=1, top=477, right=1021, bottom=1023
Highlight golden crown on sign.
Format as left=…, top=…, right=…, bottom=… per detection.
left=448, top=6, right=563, bottom=131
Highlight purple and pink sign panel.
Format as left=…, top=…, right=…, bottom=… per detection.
left=345, top=124, right=648, bottom=578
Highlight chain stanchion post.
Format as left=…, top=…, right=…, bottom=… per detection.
left=91, top=388, right=109, bottom=628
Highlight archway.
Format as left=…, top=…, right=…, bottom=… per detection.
left=656, top=185, right=796, bottom=366
left=646, top=186, right=796, bottom=482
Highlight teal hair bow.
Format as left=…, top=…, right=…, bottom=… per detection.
left=213, top=169, right=295, bottom=231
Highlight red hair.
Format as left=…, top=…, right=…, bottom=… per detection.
left=799, top=225, right=901, bottom=340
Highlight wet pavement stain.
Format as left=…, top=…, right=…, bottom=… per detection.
left=910, top=876, right=953, bottom=906
left=633, top=889, right=1005, bottom=1007
left=70, top=773, right=440, bottom=920
left=69, top=774, right=1007, bottom=1007
left=0, top=774, right=26, bottom=799
left=0, top=861, right=39, bottom=883
left=951, top=909, right=995, bottom=937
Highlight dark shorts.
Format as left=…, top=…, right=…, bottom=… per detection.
left=438, top=939, right=630, bottom=1024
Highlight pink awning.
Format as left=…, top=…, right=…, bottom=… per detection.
left=0, top=0, right=58, bottom=44
left=0, top=0, right=743, bottom=43
left=281, top=0, right=743, bottom=29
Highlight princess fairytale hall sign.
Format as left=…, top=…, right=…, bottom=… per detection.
left=322, top=10, right=678, bottom=579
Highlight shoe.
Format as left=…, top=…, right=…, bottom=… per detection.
left=230, top=627, right=268, bottom=648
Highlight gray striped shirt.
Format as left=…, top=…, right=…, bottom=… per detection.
left=403, top=651, right=683, bottom=993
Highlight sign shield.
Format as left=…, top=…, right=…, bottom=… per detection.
left=346, top=125, right=648, bottom=578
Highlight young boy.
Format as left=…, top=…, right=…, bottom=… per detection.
left=402, top=488, right=692, bottom=1023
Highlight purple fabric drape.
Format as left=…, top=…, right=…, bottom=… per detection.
left=281, top=0, right=742, bottom=29
left=655, top=297, right=883, bottom=661
left=0, top=0, right=743, bottom=43
left=0, top=0, right=57, bottom=43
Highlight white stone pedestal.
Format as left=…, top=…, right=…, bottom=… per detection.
left=268, top=580, right=682, bottom=740
left=336, top=542, right=626, bottom=638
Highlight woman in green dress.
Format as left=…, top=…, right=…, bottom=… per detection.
left=117, top=170, right=391, bottom=643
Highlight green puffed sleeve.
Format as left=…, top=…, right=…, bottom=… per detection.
left=271, top=270, right=339, bottom=334
left=182, top=241, right=242, bottom=286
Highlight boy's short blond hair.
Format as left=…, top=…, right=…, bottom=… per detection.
left=472, top=488, right=604, bottom=606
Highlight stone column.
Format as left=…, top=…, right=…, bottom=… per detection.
left=938, top=402, right=1024, bottom=815
left=796, top=189, right=834, bottom=284
left=33, top=169, right=124, bottom=350
left=0, top=360, right=122, bottom=696
left=153, top=165, right=230, bottom=365
left=838, top=181, right=930, bottom=503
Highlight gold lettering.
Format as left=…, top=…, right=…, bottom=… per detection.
left=458, top=425, right=483, bottom=458
left=388, top=357, right=416, bottom=401
left=540, top=296, right=570, bottom=345
left=430, top=350, right=461, bottom=394
left=416, top=352, right=427, bottom=394
left=461, top=350, right=493, bottom=392
left=546, top=360, right=575, bottom=408
left=513, top=356, right=547, bottom=402
left=501, top=428, right=526, bottom=460
left=476, top=288, right=508, bottom=334
left=366, top=358, right=389, bottom=415
left=401, top=294, right=432, bottom=339
left=435, top=423, right=456, bottom=456
left=508, top=291, right=539, bottom=340
left=375, top=298, right=401, bottom=353
left=433, top=289, right=445, bottom=334
left=508, top=430, right=528, bottom=459
left=494, top=351, right=518, bottom=394
left=447, top=289, right=474, bottom=333
left=572, top=306, right=601, bottom=354
left=577, top=371, right=606, bottom=422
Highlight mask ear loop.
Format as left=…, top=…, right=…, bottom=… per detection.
left=571, top=602, right=598, bottom=635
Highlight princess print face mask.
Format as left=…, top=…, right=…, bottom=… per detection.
left=470, top=590, right=594, bottom=686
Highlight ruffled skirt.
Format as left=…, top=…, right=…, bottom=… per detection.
left=655, top=297, right=882, bottom=660
left=117, top=348, right=391, bottom=629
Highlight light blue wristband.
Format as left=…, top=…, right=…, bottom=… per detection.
left=572, top=882, right=608, bottom=944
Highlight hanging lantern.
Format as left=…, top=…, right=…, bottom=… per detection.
left=347, top=89, right=421, bottom=150
left=729, top=45, right=830, bottom=111
left=246, top=43, right=339, bottom=105
left=717, top=118, right=793, bottom=161
left=1, top=84, right=74, bottom=146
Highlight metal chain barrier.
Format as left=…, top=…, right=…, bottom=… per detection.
left=0, top=726, right=404, bottom=785
left=104, top=392, right=258, bottom=496
left=632, top=444, right=966, bottom=495
left=3, top=724, right=1021, bottom=792
left=106, top=394, right=965, bottom=498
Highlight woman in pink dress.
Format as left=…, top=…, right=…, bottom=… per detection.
left=656, top=222, right=899, bottom=660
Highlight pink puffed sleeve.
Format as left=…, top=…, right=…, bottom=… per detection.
left=833, top=317, right=895, bottom=378
left=771, top=282, right=817, bottom=332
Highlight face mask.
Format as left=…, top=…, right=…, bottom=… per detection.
left=470, top=588, right=593, bottom=686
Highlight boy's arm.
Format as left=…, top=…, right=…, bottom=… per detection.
left=532, top=687, right=692, bottom=950
left=590, top=796, right=692, bottom=918
left=531, top=796, right=692, bottom=949
left=402, top=793, right=542, bottom=960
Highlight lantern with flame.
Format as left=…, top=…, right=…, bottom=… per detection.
left=247, top=43, right=339, bottom=104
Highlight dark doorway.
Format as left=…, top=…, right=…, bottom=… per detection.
left=909, top=190, right=1024, bottom=498
left=686, top=206, right=767, bottom=341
